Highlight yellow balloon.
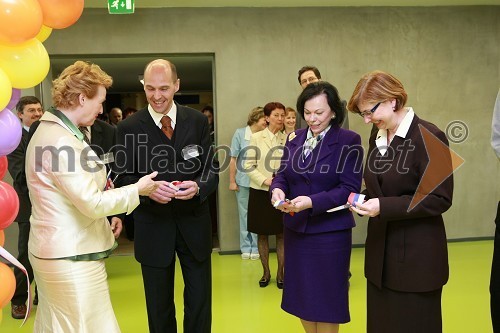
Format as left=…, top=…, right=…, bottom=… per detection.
left=0, top=68, right=12, bottom=111
left=35, top=25, right=52, bottom=43
left=0, top=38, right=50, bottom=89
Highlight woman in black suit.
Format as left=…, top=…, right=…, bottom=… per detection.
left=347, top=70, right=454, bottom=333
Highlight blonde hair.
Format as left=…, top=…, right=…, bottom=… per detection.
left=247, top=106, right=265, bottom=126
left=52, top=61, right=113, bottom=109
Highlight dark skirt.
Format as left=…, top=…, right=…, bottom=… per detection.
left=247, top=188, right=283, bottom=235
left=281, top=227, right=352, bottom=323
left=367, top=281, right=443, bottom=333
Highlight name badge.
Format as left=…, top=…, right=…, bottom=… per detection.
left=100, top=152, right=114, bottom=164
left=182, top=145, right=200, bottom=160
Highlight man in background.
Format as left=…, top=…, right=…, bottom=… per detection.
left=7, top=96, right=43, bottom=319
left=297, top=65, right=349, bottom=129
left=108, top=107, right=123, bottom=126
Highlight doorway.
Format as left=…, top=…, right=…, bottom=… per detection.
left=45, top=53, right=219, bottom=249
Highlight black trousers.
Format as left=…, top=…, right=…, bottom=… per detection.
left=490, top=201, right=500, bottom=332
left=12, top=222, right=36, bottom=305
left=141, top=225, right=212, bottom=333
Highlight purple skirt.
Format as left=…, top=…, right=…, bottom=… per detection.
left=281, top=226, right=352, bottom=323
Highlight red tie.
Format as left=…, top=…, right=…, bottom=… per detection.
left=160, top=116, right=174, bottom=139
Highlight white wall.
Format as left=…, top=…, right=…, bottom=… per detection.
left=39, top=6, right=500, bottom=251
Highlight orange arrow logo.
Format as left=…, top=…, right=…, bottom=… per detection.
left=408, top=124, right=465, bottom=211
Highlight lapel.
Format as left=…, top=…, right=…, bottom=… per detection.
left=136, top=107, right=168, bottom=145
left=366, top=115, right=420, bottom=197
left=377, top=114, right=420, bottom=165
left=90, top=121, right=103, bottom=147
left=261, top=128, right=274, bottom=150
left=297, top=126, right=340, bottom=174
left=172, top=104, right=189, bottom=151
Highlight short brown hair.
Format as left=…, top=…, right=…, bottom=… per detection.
left=52, top=61, right=112, bottom=109
left=347, top=70, right=407, bottom=114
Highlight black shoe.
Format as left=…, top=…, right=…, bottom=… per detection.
left=259, top=276, right=270, bottom=288
left=277, top=279, right=284, bottom=289
left=33, top=294, right=38, bottom=305
left=11, top=304, right=27, bottom=319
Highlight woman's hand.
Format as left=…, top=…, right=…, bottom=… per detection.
left=350, top=198, right=380, bottom=217
left=289, top=196, right=312, bottom=213
left=229, top=182, right=239, bottom=191
left=110, top=217, right=123, bottom=239
left=136, top=171, right=159, bottom=196
left=271, top=188, right=286, bottom=207
left=263, top=178, right=273, bottom=186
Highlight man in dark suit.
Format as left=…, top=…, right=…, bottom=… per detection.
left=115, top=59, right=219, bottom=333
left=7, top=96, right=43, bottom=319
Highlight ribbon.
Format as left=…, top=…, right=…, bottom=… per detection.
left=0, top=246, right=31, bottom=325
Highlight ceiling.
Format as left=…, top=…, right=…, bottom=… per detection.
left=55, top=0, right=496, bottom=94
left=85, top=0, right=500, bottom=7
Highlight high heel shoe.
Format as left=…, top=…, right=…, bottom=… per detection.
left=277, top=278, right=284, bottom=289
left=259, top=276, right=270, bottom=288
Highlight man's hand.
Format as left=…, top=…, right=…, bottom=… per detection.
left=174, top=180, right=199, bottom=200
left=149, top=181, right=176, bottom=204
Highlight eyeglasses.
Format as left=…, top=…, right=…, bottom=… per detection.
left=358, top=102, right=381, bottom=118
left=300, top=77, right=319, bottom=86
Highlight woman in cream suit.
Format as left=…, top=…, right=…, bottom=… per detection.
left=25, top=61, right=158, bottom=333
left=244, top=102, right=286, bottom=288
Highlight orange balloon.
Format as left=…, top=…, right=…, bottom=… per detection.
left=0, top=262, right=15, bottom=308
left=0, top=230, right=4, bottom=247
left=38, top=0, right=84, bottom=29
left=0, top=0, right=43, bottom=44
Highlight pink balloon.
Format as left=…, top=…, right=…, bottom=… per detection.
left=0, top=156, right=7, bottom=180
left=0, top=181, right=19, bottom=230
left=0, top=109, right=22, bottom=156
left=5, top=88, right=21, bottom=111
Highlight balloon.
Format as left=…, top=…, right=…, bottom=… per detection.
left=38, top=0, right=84, bottom=29
left=36, top=25, right=53, bottom=43
left=0, top=0, right=43, bottom=44
left=0, top=109, right=22, bottom=156
left=0, top=156, right=7, bottom=180
left=5, top=88, right=21, bottom=111
left=0, top=68, right=12, bottom=111
left=0, top=262, right=15, bottom=308
left=0, top=230, right=4, bottom=247
left=0, top=181, right=19, bottom=230
left=0, top=38, right=50, bottom=89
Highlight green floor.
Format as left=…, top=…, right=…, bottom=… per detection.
left=0, top=240, right=494, bottom=333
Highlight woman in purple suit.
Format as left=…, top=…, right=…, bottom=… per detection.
left=270, top=81, right=363, bottom=333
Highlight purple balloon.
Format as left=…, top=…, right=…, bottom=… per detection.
left=5, top=89, right=21, bottom=111
left=0, top=109, right=22, bottom=156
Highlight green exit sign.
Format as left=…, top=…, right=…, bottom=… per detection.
left=108, top=0, right=135, bottom=14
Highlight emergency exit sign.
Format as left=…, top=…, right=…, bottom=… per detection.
left=108, top=0, right=135, bottom=14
